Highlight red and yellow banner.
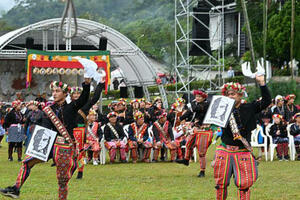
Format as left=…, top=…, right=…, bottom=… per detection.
left=26, top=49, right=111, bottom=92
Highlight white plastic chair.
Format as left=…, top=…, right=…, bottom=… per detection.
left=265, top=123, right=277, bottom=161
left=100, top=125, right=106, bottom=165
left=287, top=123, right=296, bottom=161
left=250, top=125, right=268, bottom=161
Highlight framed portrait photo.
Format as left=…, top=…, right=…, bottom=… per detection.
left=25, top=125, right=57, bottom=161
left=203, top=95, right=235, bottom=128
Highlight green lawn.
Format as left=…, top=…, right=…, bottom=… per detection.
left=0, top=141, right=299, bottom=200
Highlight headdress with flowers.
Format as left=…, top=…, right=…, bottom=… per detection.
left=107, top=112, right=118, bottom=118
left=134, top=111, right=144, bottom=121
left=70, top=86, right=83, bottom=95
left=221, top=82, right=246, bottom=96
left=285, top=94, right=296, bottom=101
left=49, top=81, right=70, bottom=93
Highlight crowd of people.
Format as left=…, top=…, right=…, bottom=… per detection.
left=0, top=74, right=299, bottom=200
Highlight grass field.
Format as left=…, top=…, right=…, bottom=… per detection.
left=0, top=141, right=299, bottom=200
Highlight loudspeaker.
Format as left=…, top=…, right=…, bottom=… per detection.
left=189, top=4, right=211, bottom=56
left=26, top=37, right=34, bottom=49
left=99, top=37, right=108, bottom=51
left=134, top=86, right=144, bottom=98
left=120, top=87, right=128, bottom=98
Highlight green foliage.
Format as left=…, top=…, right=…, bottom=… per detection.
left=244, top=0, right=300, bottom=67
left=273, top=68, right=291, bottom=76
left=246, top=80, right=298, bottom=102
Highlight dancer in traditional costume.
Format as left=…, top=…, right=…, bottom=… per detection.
left=128, top=111, right=152, bottom=163
left=84, top=109, right=103, bottom=165
left=104, top=112, right=127, bottom=163
left=3, top=100, right=25, bottom=162
left=0, top=79, right=91, bottom=200
left=73, top=80, right=105, bottom=179
left=152, top=110, right=177, bottom=162
left=213, top=75, right=271, bottom=200
left=176, top=90, right=213, bottom=178
left=24, top=101, right=43, bottom=149
left=168, top=98, right=188, bottom=160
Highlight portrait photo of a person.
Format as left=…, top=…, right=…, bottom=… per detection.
left=32, top=129, right=51, bottom=155
left=210, top=97, right=230, bottom=121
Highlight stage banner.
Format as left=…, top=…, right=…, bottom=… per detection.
left=203, top=95, right=235, bottom=128
left=25, top=125, right=57, bottom=162
left=25, top=49, right=111, bottom=93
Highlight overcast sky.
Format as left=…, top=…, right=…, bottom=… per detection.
left=0, top=0, right=16, bottom=16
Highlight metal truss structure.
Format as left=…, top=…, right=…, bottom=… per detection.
left=175, top=0, right=225, bottom=99
left=0, top=18, right=169, bottom=107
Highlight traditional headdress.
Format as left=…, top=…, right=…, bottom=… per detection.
left=119, top=98, right=127, bottom=103
left=134, top=111, right=144, bottom=121
left=221, top=82, right=246, bottom=96
left=12, top=100, right=21, bottom=108
left=130, top=99, right=139, bottom=105
left=49, top=81, right=70, bottom=93
left=88, top=109, right=98, bottom=116
left=272, top=114, right=283, bottom=120
left=153, top=96, right=162, bottom=103
left=285, top=94, right=296, bottom=101
left=107, top=112, right=118, bottom=118
left=193, top=90, right=208, bottom=99
left=176, top=97, right=185, bottom=104
left=275, top=95, right=284, bottom=103
left=139, top=98, right=146, bottom=103
left=293, top=113, right=300, bottom=120
left=70, top=86, right=83, bottom=95
left=108, top=100, right=118, bottom=109
left=26, top=100, right=40, bottom=107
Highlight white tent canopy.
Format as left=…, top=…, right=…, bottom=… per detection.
left=0, top=18, right=168, bottom=106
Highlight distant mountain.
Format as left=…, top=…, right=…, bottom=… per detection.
left=1, top=0, right=174, bottom=65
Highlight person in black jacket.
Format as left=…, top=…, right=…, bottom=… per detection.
left=214, top=74, right=271, bottom=200
left=176, top=90, right=212, bottom=178
left=284, top=94, right=299, bottom=123
left=152, top=110, right=177, bottom=162
left=74, top=80, right=105, bottom=179
left=3, top=100, right=25, bottom=162
left=0, top=79, right=90, bottom=200
left=269, top=114, right=289, bottom=160
left=104, top=112, right=127, bottom=163
left=290, top=113, right=300, bottom=160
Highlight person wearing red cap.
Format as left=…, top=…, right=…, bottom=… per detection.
left=0, top=78, right=91, bottom=200
left=270, top=114, right=289, bottom=160
left=104, top=112, right=127, bottom=163
left=127, top=111, right=152, bottom=163
left=284, top=94, right=299, bottom=123
left=176, top=89, right=212, bottom=178
left=152, top=110, right=177, bottom=162
left=290, top=113, right=300, bottom=160
left=213, top=74, right=271, bottom=200
left=3, top=100, right=24, bottom=162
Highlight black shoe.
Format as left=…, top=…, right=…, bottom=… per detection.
left=297, top=156, right=300, bottom=161
left=152, top=159, right=158, bottom=163
left=175, top=159, right=189, bottom=166
left=76, top=172, right=83, bottom=179
left=17, top=158, right=22, bottom=162
left=198, top=171, right=205, bottom=178
left=0, top=186, right=20, bottom=199
left=160, top=157, right=165, bottom=161
left=8, top=158, right=13, bottom=162
left=284, top=155, right=289, bottom=160
left=51, top=163, right=56, bottom=167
